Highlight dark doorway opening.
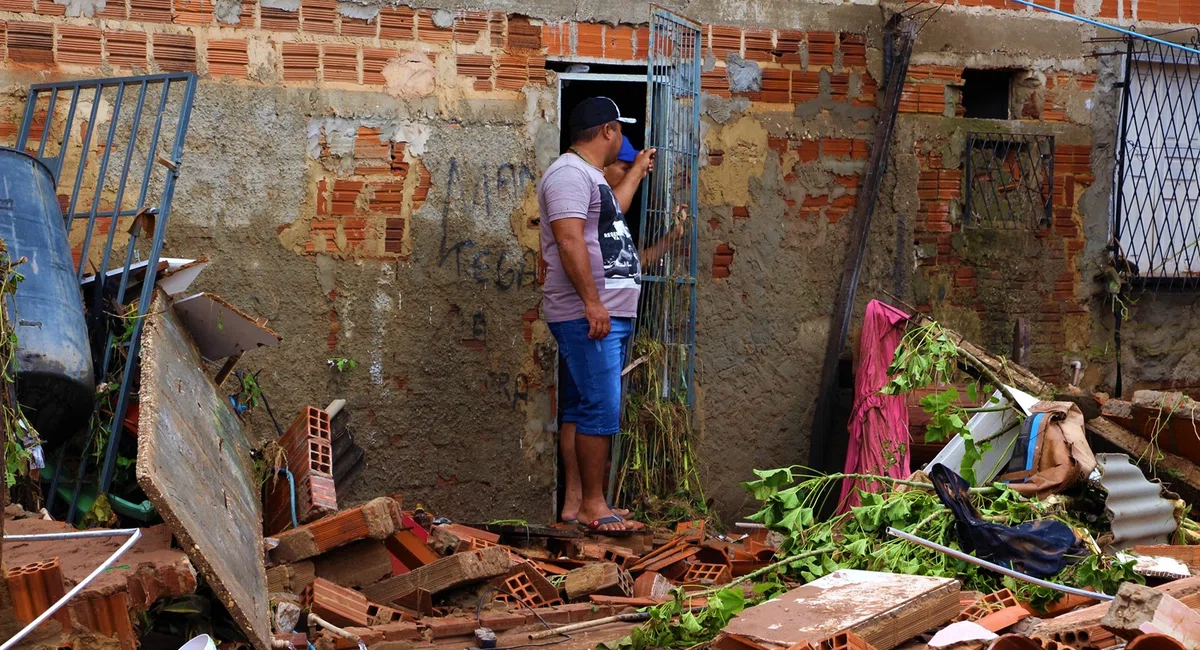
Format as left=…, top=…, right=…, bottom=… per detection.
left=558, top=76, right=648, bottom=245
left=553, top=71, right=648, bottom=522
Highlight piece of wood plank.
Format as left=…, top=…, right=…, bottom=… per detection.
left=809, top=20, right=920, bottom=473
left=137, top=290, right=270, bottom=650
left=1101, top=583, right=1200, bottom=648
left=721, top=570, right=960, bottom=650
left=1132, top=545, right=1200, bottom=571
left=362, top=547, right=513, bottom=605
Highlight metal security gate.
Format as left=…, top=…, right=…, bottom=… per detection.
left=1114, top=35, right=1200, bottom=290
left=638, top=7, right=701, bottom=405
left=15, top=73, right=198, bottom=520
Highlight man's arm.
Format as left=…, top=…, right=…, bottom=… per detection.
left=550, top=218, right=610, bottom=339
left=544, top=168, right=610, bottom=339
left=611, top=148, right=656, bottom=213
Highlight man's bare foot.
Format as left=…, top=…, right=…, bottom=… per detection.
left=563, top=499, right=629, bottom=523
left=578, top=500, right=631, bottom=532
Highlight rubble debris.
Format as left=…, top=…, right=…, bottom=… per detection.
left=1126, top=634, right=1189, bottom=650
left=71, top=591, right=137, bottom=650
left=1100, top=583, right=1200, bottom=648
left=266, top=561, right=316, bottom=596
left=363, top=546, right=513, bottom=604
left=1131, top=545, right=1200, bottom=572
left=563, top=562, right=633, bottom=599
left=271, top=496, right=403, bottom=563
left=1094, top=453, right=1178, bottom=548
left=172, top=292, right=282, bottom=361
left=312, top=540, right=393, bottom=589
left=1030, top=576, right=1200, bottom=647
left=327, top=400, right=365, bottom=493
left=928, top=621, right=998, bottom=648
left=491, top=563, right=563, bottom=608
left=265, top=405, right=337, bottom=536
left=1086, top=416, right=1200, bottom=506
left=385, top=528, right=440, bottom=569
left=717, top=570, right=960, bottom=650
left=303, top=578, right=373, bottom=628
left=137, top=290, right=271, bottom=650
left=6, top=558, right=71, bottom=633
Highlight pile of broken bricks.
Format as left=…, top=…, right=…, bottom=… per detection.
left=263, top=490, right=772, bottom=649
left=710, top=567, right=1200, bottom=650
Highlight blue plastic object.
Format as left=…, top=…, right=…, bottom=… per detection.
left=0, top=148, right=95, bottom=445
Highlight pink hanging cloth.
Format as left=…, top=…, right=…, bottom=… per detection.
left=836, top=299, right=912, bottom=514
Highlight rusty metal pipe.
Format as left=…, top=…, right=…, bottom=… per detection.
left=0, top=528, right=142, bottom=650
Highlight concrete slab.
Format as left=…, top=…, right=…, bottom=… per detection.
left=136, top=290, right=271, bottom=650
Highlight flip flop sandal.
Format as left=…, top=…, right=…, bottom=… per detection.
left=588, top=514, right=635, bottom=536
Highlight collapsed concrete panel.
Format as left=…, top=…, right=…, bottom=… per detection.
left=136, top=290, right=271, bottom=650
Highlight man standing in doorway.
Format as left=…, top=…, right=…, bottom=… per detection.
left=539, top=97, right=655, bottom=533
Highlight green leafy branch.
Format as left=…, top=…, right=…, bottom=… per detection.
left=0, top=241, right=34, bottom=487
left=880, top=320, right=1023, bottom=484
left=327, top=357, right=357, bottom=373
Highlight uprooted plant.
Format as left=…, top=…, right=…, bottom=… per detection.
left=881, top=319, right=1026, bottom=484
left=0, top=239, right=35, bottom=489
left=614, top=335, right=708, bottom=525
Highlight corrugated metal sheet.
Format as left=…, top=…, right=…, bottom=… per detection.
left=1095, top=453, right=1178, bottom=549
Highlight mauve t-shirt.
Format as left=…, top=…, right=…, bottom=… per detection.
left=538, top=153, right=641, bottom=323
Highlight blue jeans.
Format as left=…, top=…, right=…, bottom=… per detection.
left=549, top=317, right=633, bottom=436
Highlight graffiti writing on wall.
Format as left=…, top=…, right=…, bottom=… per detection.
left=437, top=156, right=538, bottom=291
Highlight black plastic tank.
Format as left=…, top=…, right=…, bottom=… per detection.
left=0, top=148, right=95, bottom=446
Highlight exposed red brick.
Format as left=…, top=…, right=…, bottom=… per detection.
left=633, top=25, right=649, bottom=59
left=840, top=33, right=867, bottom=67
left=173, top=0, right=213, bottom=25
left=302, top=0, right=337, bottom=33
left=362, top=47, right=392, bottom=85
left=775, top=29, right=803, bottom=65
left=855, top=76, right=879, bottom=107
left=576, top=22, right=603, bottom=58
left=543, top=22, right=568, bottom=56
left=454, top=10, right=487, bottom=43
left=606, top=24, right=635, bottom=60
left=457, top=53, right=492, bottom=80
left=7, top=558, right=71, bottom=632
left=106, top=30, right=148, bottom=68
left=507, top=15, right=541, bottom=50
left=527, top=55, right=546, bottom=85
left=322, top=43, right=357, bottom=82
left=760, top=68, right=790, bottom=103
left=0, top=0, right=32, bottom=11
left=807, top=32, right=836, bottom=67
left=369, top=180, right=404, bottom=214
left=154, top=33, right=196, bottom=71
left=283, top=42, right=319, bottom=82
left=206, top=38, right=248, bottom=78
left=496, top=53, right=529, bottom=91
left=411, top=161, right=431, bottom=209
left=130, top=0, right=170, bottom=22
left=829, top=71, right=850, bottom=102
left=795, top=139, right=819, bottom=162
left=304, top=578, right=371, bottom=628
left=702, top=70, right=730, bottom=98
left=710, top=25, right=740, bottom=58
left=488, top=11, right=505, bottom=47
left=379, top=5, right=414, bottom=40
left=384, top=217, right=405, bottom=254
left=261, top=5, right=299, bottom=31
left=73, top=591, right=136, bottom=650
left=791, top=70, right=820, bottom=102
left=712, top=266, right=731, bottom=279
left=34, top=0, right=63, bottom=14
left=340, top=13, right=377, bottom=37
left=416, top=9, right=453, bottom=42
left=8, top=22, right=51, bottom=64
left=743, top=28, right=773, bottom=62
left=331, top=179, right=363, bottom=215
left=57, top=25, right=103, bottom=66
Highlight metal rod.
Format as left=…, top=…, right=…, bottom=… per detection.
left=1012, top=0, right=1200, bottom=56
left=886, top=527, right=1114, bottom=601
left=0, top=528, right=142, bottom=650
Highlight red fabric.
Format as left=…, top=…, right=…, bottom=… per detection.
left=837, top=299, right=911, bottom=514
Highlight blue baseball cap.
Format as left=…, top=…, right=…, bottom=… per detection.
left=617, top=136, right=639, bottom=164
